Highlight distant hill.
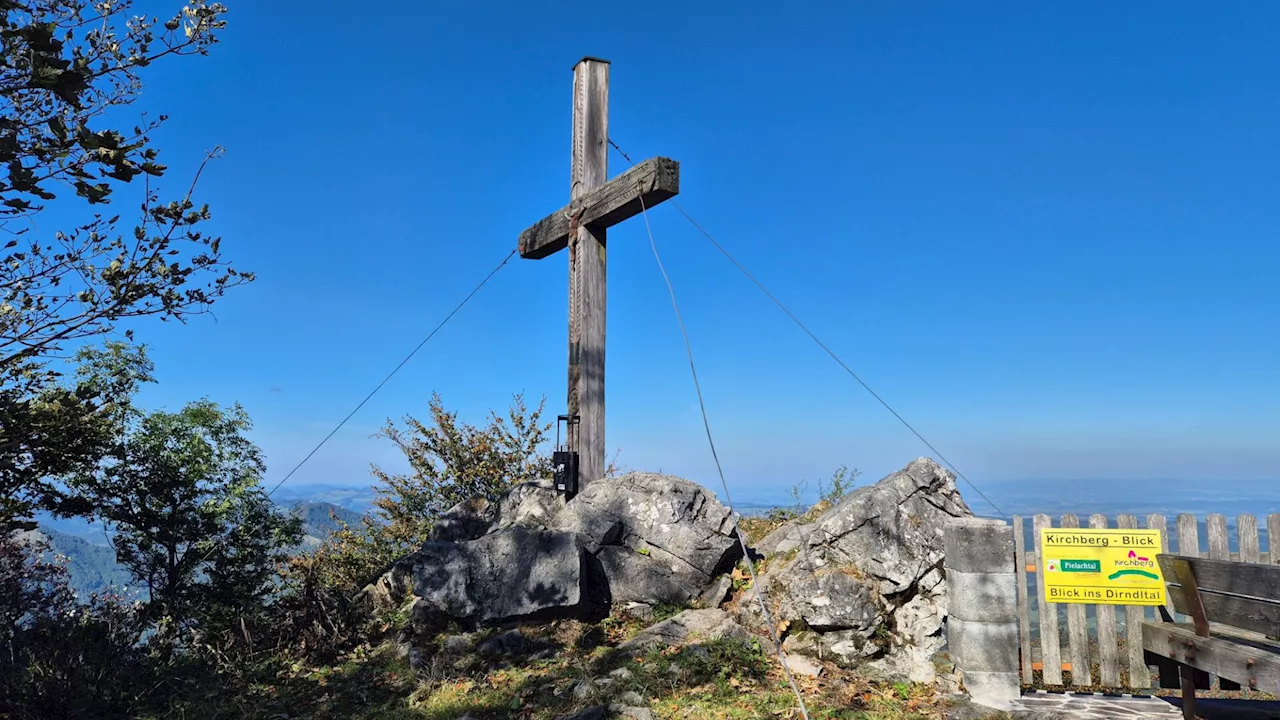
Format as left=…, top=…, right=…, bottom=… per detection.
left=30, top=500, right=368, bottom=600
left=271, top=484, right=379, bottom=514
left=27, top=485, right=787, bottom=601
left=287, top=501, right=365, bottom=549
left=17, top=528, right=139, bottom=599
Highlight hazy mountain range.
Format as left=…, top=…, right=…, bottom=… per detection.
left=28, top=499, right=365, bottom=600
left=28, top=483, right=784, bottom=600
left=30, top=477, right=1280, bottom=600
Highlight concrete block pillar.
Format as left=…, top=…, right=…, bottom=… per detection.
left=944, top=517, right=1020, bottom=710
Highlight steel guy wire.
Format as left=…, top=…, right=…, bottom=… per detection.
left=636, top=190, right=813, bottom=720
left=191, top=248, right=518, bottom=569
left=609, top=138, right=1007, bottom=518
left=261, top=248, right=518, bottom=500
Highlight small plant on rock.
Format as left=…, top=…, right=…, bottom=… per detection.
left=818, top=464, right=860, bottom=505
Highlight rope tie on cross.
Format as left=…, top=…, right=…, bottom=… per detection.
left=517, top=57, right=680, bottom=493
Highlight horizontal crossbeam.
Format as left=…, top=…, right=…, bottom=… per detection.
left=1141, top=621, right=1280, bottom=694
left=518, top=157, right=680, bottom=260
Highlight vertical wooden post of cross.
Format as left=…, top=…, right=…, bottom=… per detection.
left=569, top=57, right=609, bottom=489
left=516, top=59, right=680, bottom=491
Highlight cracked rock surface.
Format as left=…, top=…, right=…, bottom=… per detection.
left=365, top=473, right=744, bottom=627
left=552, top=472, right=743, bottom=605
left=737, top=458, right=973, bottom=683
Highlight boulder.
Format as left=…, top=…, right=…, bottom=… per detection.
left=695, top=575, right=734, bottom=609
left=556, top=709, right=606, bottom=720
left=492, top=481, right=566, bottom=532
left=752, top=520, right=814, bottom=559
left=784, top=654, right=823, bottom=678
left=551, top=471, right=742, bottom=605
left=428, top=481, right=565, bottom=543
left=369, top=472, right=743, bottom=628
left=364, top=526, right=607, bottom=627
left=736, top=458, right=972, bottom=683
left=594, top=545, right=695, bottom=605
left=428, top=496, right=497, bottom=542
left=618, top=609, right=752, bottom=652
left=609, top=704, right=654, bottom=720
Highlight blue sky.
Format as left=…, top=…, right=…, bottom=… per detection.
left=109, top=1, right=1279, bottom=506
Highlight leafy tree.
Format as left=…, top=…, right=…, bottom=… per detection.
left=272, top=394, right=554, bottom=660
left=0, top=339, right=152, bottom=531
left=0, top=529, right=72, bottom=648
left=368, top=391, right=553, bottom=550
left=74, top=399, right=303, bottom=645
left=0, top=530, right=155, bottom=719
left=0, top=0, right=247, bottom=531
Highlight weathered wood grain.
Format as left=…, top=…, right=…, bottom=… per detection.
left=1034, top=513, right=1063, bottom=685
left=518, top=157, right=680, bottom=260
left=1206, top=514, right=1230, bottom=561
left=1157, top=555, right=1280, bottom=606
left=1141, top=622, right=1280, bottom=694
left=565, top=58, right=609, bottom=489
left=1149, top=514, right=1178, bottom=622
left=1270, top=515, right=1280, bottom=566
left=1175, top=515, right=1201, bottom=627
left=1177, top=514, right=1201, bottom=559
left=1226, top=518, right=1262, bottom=691
left=1091, top=514, right=1121, bottom=687
left=1170, top=557, right=1212, bottom=638
left=1118, top=514, right=1150, bottom=687
left=1014, top=515, right=1034, bottom=684
left=1162, top=572, right=1280, bottom=640
left=1061, top=514, right=1092, bottom=686
left=1240, top=515, right=1261, bottom=564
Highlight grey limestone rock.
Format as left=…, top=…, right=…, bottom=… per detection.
left=752, top=520, right=814, bottom=559
left=618, top=609, right=752, bottom=652
left=370, top=472, right=745, bottom=628
left=427, top=496, right=497, bottom=543
left=552, top=471, right=742, bottom=605
left=737, top=458, right=973, bottom=683
left=364, top=526, right=606, bottom=627
left=428, top=481, right=565, bottom=543
left=556, top=708, right=606, bottom=720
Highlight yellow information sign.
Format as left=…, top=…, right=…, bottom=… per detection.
left=1039, top=528, right=1167, bottom=606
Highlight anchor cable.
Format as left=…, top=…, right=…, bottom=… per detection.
left=636, top=192, right=813, bottom=720
left=262, top=248, right=518, bottom=500
left=610, top=138, right=1006, bottom=519
left=189, top=248, right=518, bottom=570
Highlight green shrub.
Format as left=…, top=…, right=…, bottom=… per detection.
left=270, top=393, right=553, bottom=661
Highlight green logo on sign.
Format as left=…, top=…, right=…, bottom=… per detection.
left=1108, top=569, right=1160, bottom=581
left=1060, top=559, right=1100, bottom=572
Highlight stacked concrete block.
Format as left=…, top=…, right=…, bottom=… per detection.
left=944, top=517, right=1020, bottom=710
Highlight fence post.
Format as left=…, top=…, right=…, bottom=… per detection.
left=945, top=517, right=1020, bottom=710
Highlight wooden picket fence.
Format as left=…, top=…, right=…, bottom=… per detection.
left=1013, top=512, right=1280, bottom=690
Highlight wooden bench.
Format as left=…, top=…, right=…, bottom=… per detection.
left=1141, top=553, right=1280, bottom=719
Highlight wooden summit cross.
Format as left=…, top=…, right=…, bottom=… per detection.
left=517, top=57, right=680, bottom=490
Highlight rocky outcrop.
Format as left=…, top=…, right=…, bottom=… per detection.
left=552, top=472, right=743, bottom=605
left=428, top=481, right=566, bottom=543
left=751, top=520, right=813, bottom=560
left=364, top=526, right=608, bottom=626
left=366, top=458, right=969, bottom=684
left=427, top=496, right=496, bottom=543
left=367, top=472, right=742, bottom=628
left=737, top=458, right=973, bottom=683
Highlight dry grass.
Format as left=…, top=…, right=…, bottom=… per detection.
left=737, top=500, right=835, bottom=547
left=230, top=613, right=988, bottom=720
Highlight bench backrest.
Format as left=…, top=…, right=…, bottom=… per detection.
left=1157, top=554, right=1280, bottom=636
